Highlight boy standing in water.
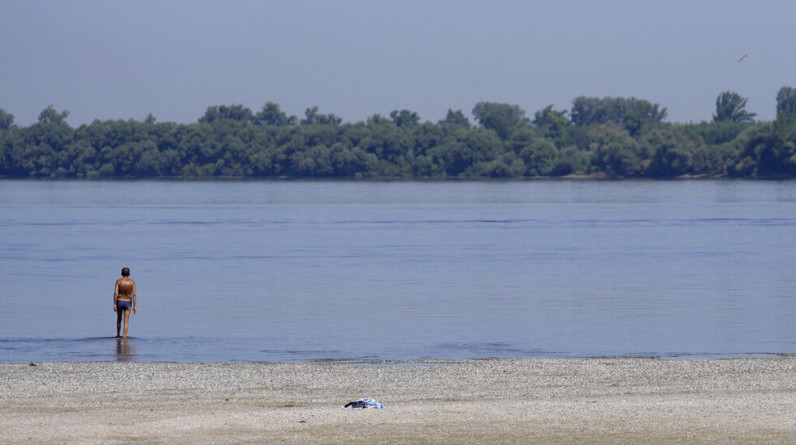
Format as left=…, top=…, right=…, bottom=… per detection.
left=114, top=267, right=137, bottom=338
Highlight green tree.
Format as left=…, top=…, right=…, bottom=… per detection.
left=683, top=121, right=751, bottom=145
left=472, top=102, right=529, bottom=139
left=776, top=86, right=796, bottom=116
left=551, top=145, right=591, bottom=176
left=255, top=102, right=296, bottom=126
left=411, top=122, right=445, bottom=158
left=771, top=113, right=796, bottom=173
left=645, top=125, right=695, bottom=177
left=248, top=129, right=286, bottom=177
left=460, top=127, right=504, bottom=174
left=0, top=108, right=14, bottom=130
left=356, top=118, right=412, bottom=175
left=7, top=106, right=74, bottom=177
left=199, top=104, right=255, bottom=123
left=438, top=109, right=470, bottom=128
left=0, top=126, right=11, bottom=173
left=731, top=123, right=770, bottom=176
left=471, top=153, right=525, bottom=178
left=366, top=113, right=390, bottom=125
left=13, top=96, right=796, bottom=179
left=389, top=110, right=420, bottom=128
left=690, top=143, right=735, bottom=176
left=301, top=106, right=343, bottom=126
left=750, top=114, right=796, bottom=176
left=622, top=98, right=668, bottom=135
left=38, top=105, right=70, bottom=124
left=518, top=138, right=558, bottom=176
left=429, top=141, right=472, bottom=176
left=713, top=91, right=756, bottom=123
left=533, top=105, right=569, bottom=140
left=570, top=97, right=605, bottom=126
left=508, top=127, right=557, bottom=176
left=588, top=123, right=643, bottom=177
left=570, top=97, right=667, bottom=132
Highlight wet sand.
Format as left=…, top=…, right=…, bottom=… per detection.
left=1, top=358, right=794, bottom=444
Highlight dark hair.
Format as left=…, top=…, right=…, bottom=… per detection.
left=121, top=267, right=130, bottom=277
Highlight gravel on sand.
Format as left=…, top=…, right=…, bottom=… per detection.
left=1, top=358, right=794, bottom=444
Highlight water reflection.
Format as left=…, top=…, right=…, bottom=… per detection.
left=115, top=338, right=135, bottom=362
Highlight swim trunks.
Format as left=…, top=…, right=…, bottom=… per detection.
left=117, top=300, right=132, bottom=310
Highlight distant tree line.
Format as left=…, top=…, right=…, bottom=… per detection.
left=2, top=87, right=796, bottom=179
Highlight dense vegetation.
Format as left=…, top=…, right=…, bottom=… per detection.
left=2, top=87, right=795, bottom=179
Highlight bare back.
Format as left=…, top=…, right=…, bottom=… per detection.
left=116, top=278, right=135, bottom=301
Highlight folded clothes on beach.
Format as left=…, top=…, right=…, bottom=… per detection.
left=343, top=398, right=384, bottom=409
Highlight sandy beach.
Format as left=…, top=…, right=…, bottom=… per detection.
left=1, top=358, right=794, bottom=444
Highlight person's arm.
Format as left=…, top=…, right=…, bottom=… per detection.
left=132, top=281, right=137, bottom=314
left=113, top=281, right=119, bottom=311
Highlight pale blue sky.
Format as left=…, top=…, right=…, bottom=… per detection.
left=1, top=0, right=794, bottom=127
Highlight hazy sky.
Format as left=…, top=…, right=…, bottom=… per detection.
left=2, top=0, right=794, bottom=127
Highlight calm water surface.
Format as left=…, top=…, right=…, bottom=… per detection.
left=1, top=180, right=795, bottom=362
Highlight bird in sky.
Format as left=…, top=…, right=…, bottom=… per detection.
left=738, top=53, right=748, bottom=62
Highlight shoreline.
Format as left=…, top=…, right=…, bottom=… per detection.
left=2, top=358, right=794, bottom=444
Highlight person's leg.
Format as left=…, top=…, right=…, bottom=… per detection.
left=122, top=307, right=131, bottom=339
left=116, top=307, right=123, bottom=338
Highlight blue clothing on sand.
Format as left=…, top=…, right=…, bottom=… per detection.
left=344, top=398, right=384, bottom=409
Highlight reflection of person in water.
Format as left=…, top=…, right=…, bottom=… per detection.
left=115, top=338, right=135, bottom=362
left=114, top=267, right=137, bottom=339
